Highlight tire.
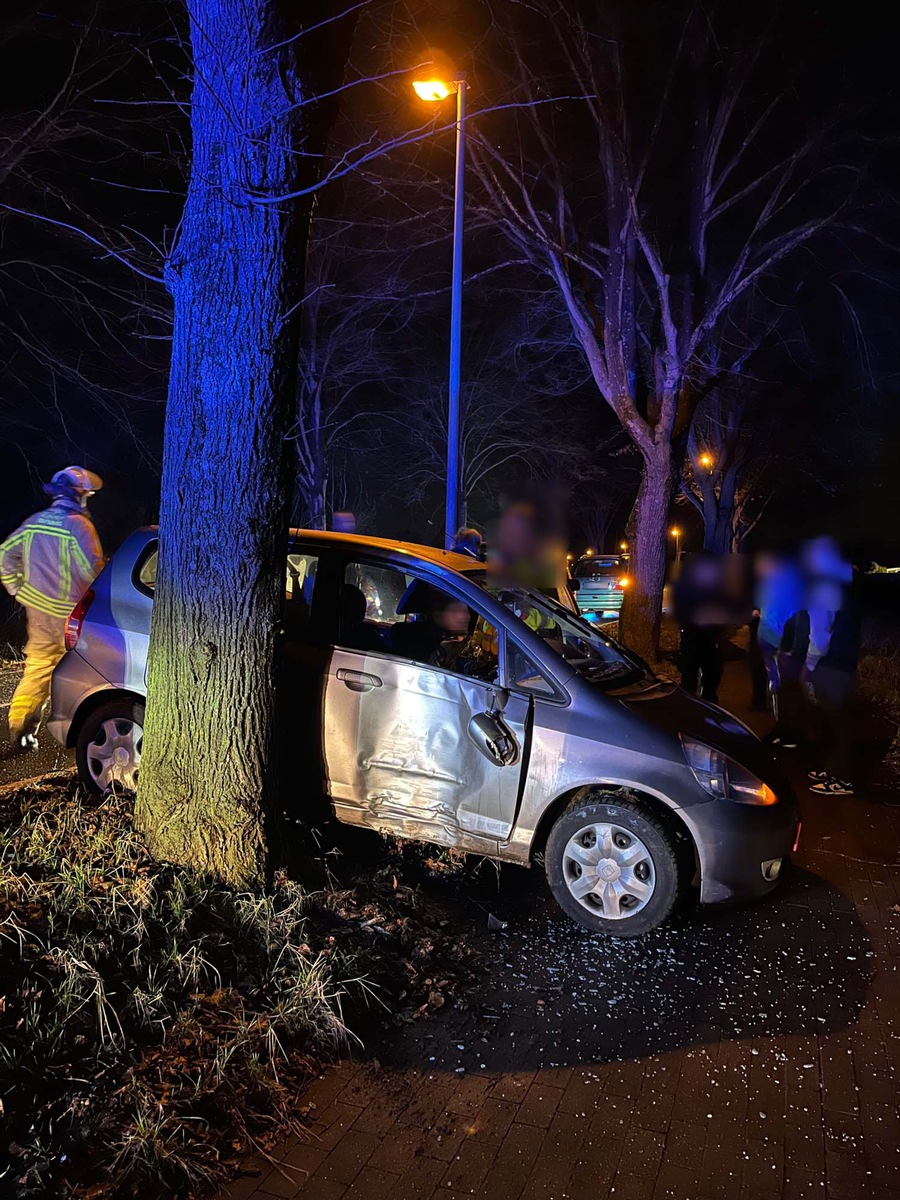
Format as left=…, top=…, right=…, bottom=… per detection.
left=545, top=793, right=685, bottom=937
left=76, top=699, right=145, bottom=796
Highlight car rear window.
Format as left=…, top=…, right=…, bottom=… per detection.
left=574, top=558, right=622, bottom=578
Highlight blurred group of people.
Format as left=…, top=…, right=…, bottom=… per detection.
left=675, top=538, right=860, bottom=797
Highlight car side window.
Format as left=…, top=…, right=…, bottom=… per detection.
left=340, top=560, right=500, bottom=684
left=282, top=552, right=320, bottom=642
left=134, top=545, right=158, bottom=594
left=507, top=639, right=556, bottom=698
left=346, top=563, right=410, bottom=625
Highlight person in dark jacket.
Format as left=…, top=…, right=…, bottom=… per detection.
left=674, top=554, right=732, bottom=704
left=788, top=540, right=860, bottom=795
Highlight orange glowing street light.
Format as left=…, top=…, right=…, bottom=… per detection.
left=698, top=451, right=714, bottom=470
left=669, top=526, right=683, bottom=562
left=412, top=78, right=455, bottom=101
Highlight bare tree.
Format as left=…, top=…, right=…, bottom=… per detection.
left=468, top=0, right=855, bottom=657
left=393, top=283, right=587, bottom=526
left=0, top=3, right=177, bottom=474
left=292, top=215, right=419, bottom=529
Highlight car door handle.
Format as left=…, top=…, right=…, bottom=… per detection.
left=336, top=668, right=383, bottom=693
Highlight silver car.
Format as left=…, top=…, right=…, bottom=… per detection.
left=49, top=528, right=799, bottom=937
left=573, top=553, right=629, bottom=622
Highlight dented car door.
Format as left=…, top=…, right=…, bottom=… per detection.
left=323, top=649, right=528, bottom=852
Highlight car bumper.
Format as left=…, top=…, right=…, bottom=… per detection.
left=685, top=792, right=801, bottom=905
left=47, top=651, right=112, bottom=747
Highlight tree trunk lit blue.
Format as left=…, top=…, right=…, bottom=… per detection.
left=136, top=0, right=321, bottom=885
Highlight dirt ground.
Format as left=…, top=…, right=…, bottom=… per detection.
left=0, top=663, right=73, bottom=784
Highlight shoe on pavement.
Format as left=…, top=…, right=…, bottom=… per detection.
left=809, top=776, right=853, bottom=796
left=808, top=770, right=829, bottom=782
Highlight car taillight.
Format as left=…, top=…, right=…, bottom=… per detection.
left=619, top=577, right=630, bottom=588
left=65, top=589, right=95, bottom=651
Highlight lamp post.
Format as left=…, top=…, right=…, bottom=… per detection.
left=669, top=526, right=683, bottom=563
left=412, top=74, right=467, bottom=549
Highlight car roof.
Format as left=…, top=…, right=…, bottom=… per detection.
left=290, top=529, right=479, bottom=572
left=133, top=526, right=478, bottom=574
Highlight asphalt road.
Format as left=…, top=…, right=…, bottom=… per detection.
left=0, top=662, right=73, bottom=786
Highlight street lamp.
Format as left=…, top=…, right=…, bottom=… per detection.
left=669, top=526, right=683, bottom=562
left=619, top=540, right=628, bottom=552
left=412, top=71, right=467, bottom=549
left=698, top=451, right=713, bottom=470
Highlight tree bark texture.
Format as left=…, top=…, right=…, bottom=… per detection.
left=701, top=468, right=737, bottom=555
left=619, top=442, right=673, bottom=663
left=136, top=0, right=334, bottom=885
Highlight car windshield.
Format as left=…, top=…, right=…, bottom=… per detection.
left=465, top=572, right=647, bottom=688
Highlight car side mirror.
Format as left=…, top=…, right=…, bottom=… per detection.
left=468, top=711, right=518, bottom=767
left=486, top=686, right=509, bottom=715
left=569, top=578, right=580, bottom=592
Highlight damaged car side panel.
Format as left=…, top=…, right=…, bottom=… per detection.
left=323, top=647, right=528, bottom=853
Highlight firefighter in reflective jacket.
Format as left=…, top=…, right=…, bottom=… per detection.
left=0, top=467, right=104, bottom=750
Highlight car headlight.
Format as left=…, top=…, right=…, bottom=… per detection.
left=680, top=736, right=777, bottom=806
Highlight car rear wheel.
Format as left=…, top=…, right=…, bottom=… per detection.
left=76, top=699, right=144, bottom=795
left=545, top=794, right=685, bottom=937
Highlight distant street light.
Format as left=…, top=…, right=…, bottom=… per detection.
left=669, top=526, right=683, bottom=562
left=412, top=71, right=467, bottom=548
left=698, top=452, right=714, bottom=470
left=619, top=540, right=628, bottom=552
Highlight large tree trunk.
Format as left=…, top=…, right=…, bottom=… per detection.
left=135, top=0, right=343, bottom=886
left=619, top=442, right=672, bottom=662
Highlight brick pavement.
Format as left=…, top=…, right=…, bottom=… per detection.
left=223, top=661, right=900, bottom=1200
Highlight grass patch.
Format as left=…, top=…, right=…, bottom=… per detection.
left=0, top=781, right=474, bottom=1197
left=857, top=637, right=900, bottom=780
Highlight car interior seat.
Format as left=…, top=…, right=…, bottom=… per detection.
left=339, top=584, right=388, bottom=652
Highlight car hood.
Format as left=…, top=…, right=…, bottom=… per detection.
left=618, top=682, right=790, bottom=792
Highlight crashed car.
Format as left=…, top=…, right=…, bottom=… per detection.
left=48, top=529, right=799, bottom=937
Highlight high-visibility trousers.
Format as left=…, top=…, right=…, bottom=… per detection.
left=8, top=607, right=66, bottom=739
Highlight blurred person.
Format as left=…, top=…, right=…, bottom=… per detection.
left=752, top=550, right=804, bottom=741
left=674, top=553, right=735, bottom=704
left=748, top=607, right=768, bottom=711
left=423, top=590, right=498, bottom=680
left=332, top=511, right=356, bottom=534
left=0, top=467, right=104, bottom=751
left=452, top=526, right=485, bottom=560
left=786, top=538, right=860, bottom=796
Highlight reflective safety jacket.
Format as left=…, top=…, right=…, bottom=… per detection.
left=0, top=500, right=104, bottom=618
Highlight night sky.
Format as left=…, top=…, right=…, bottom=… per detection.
left=1, top=0, right=899, bottom=598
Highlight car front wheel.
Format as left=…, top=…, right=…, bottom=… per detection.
left=545, top=794, right=685, bottom=937
left=76, top=699, right=145, bottom=795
